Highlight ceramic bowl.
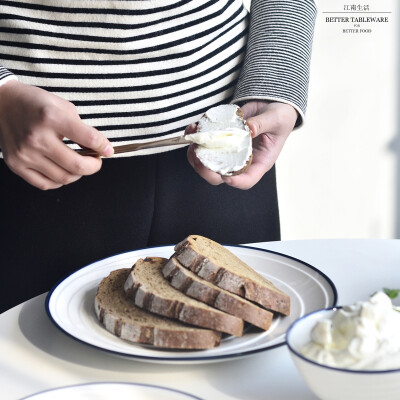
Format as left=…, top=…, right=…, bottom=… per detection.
left=286, top=308, right=400, bottom=400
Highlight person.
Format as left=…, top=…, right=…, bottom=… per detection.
left=0, top=0, right=317, bottom=313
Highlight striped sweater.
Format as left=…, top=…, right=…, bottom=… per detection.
left=0, top=0, right=317, bottom=156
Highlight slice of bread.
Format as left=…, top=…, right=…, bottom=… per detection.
left=174, top=235, right=290, bottom=316
left=192, top=104, right=253, bottom=176
left=94, top=268, right=221, bottom=349
left=163, top=257, right=274, bottom=330
left=124, top=257, right=244, bottom=336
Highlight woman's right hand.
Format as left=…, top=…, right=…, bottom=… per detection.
left=0, top=80, right=114, bottom=190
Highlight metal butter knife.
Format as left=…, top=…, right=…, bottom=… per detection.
left=76, top=135, right=192, bottom=157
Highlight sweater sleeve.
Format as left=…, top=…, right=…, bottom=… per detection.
left=233, top=0, right=317, bottom=127
left=0, top=66, right=18, bottom=87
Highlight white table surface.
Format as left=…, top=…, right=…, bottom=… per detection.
left=1, top=239, right=399, bottom=400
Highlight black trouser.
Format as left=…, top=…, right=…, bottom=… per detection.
left=0, top=147, right=280, bottom=313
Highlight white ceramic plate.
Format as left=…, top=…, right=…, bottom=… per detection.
left=46, top=245, right=337, bottom=364
left=21, top=382, right=201, bottom=399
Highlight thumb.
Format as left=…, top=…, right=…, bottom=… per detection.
left=246, top=112, right=275, bottom=139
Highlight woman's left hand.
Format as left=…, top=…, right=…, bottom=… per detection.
left=186, top=101, right=298, bottom=190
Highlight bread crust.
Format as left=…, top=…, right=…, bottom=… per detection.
left=163, top=257, right=273, bottom=330
left=174, top=236, right=291, bottom=316
left=124, top=257, right=244, bottom=336
left=95, top=268, right=221, bottom=349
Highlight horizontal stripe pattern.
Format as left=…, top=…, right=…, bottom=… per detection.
left=0, top=0, right=316, bottom=156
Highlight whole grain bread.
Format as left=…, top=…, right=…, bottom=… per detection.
left=124, top=257, right=244, bottom=336
left=174, top=235, right=290, bottom=316
left=95, top=268, right=221, bottom=349
left=163, top=257, right=274, bottom=330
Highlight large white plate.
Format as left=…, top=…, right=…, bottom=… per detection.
left=21, top=382, right=201, bottom=399
left=46, top=245, right=337, bottom=364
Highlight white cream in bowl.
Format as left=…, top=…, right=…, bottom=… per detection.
left=286, top=293, right=400, bottom=400
left=302, top=291, right=400, bottom=370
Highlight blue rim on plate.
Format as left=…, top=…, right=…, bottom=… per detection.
left=45, top=244, right=338, bottom=363
left=286, top=306, right=400, bottom=374
left=20, top=381, right=203, bottom=399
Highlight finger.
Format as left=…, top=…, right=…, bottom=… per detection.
left=245, top=103, right=297, bottom=138
left=3, top=142, right=81, bottom=188
left=246, top=112, right=276, bottom=138
left=58, top=117, right=114, bottom=157
left=186, top=144, right=197, bottom=169
left=45, top=137, right=103, bottom=177
left=30, top=152, right=82, bottom=186
left=222, top=135, right=279, bottom=190
left=187, top=145, right=224, bottom=186
left=221, top=162, right=270, bottom=190
left=19, top=168, right=63, bottom=191
left=240, top=102, right=259, bottom=120
left=43, top=155, right=83, bottom=185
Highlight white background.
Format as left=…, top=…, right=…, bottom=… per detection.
left=247, top=0, right=398, bottom=240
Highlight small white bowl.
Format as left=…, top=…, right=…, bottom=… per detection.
left=286, top=308, right=400, bottom=400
